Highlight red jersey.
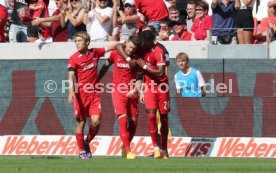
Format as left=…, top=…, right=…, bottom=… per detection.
left=135, top=0, right=168, bottom=22
left=172, top=31, right=192, bottom=41
left=109, top=50, right=140, bottom=91
left=68, top=48, right=106, bottom=95
left=191, top=15, right=212, bottom=40
left=142, top=45, right=168, bottom=85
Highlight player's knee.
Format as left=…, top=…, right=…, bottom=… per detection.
left=91, top=119, right=101, bottom=128
left=76, top=120, right=85, bottom=128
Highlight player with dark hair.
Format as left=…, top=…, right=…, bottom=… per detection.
left=67, top=31, right=114, bottom=159
left=115, top=30, right=170, bottom=159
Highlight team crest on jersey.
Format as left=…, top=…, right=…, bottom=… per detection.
left=75, top=110, right=78, bottom=115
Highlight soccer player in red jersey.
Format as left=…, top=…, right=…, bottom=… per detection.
left=136, top=30, right=170, bottom=159
left=99, top=36, right=143, bottom=159
left=115, top=30, right=170, bottom=159
left=67, top=31, right=114, bottom=159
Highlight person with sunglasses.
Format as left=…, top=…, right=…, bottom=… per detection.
left=83, top=0, right=113, bottom=41
left=191, top=0, right=212, bottom=40
left=114, top=0, right=139, bottom=41
left=60, top=0, right=86, bottom=42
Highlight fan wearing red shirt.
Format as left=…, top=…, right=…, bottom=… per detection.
left=171, top=17, right=192, bottom=41
left=98, top=36, right=142, bottom=159
left=136, top=30, right=170, bottom=159
left=67, top=31, right=114, bottom=159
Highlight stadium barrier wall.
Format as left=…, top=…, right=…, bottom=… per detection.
left=1, top=135, right=276, bottom=158
left=1, top=59, right=276, bottom=137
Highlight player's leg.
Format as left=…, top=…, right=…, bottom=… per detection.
left=75, top=117, right=87, bottom=159
left=144, top=90, right=160, bottom=158
left=73, top=96, right=90, bottom=159
left=128, top=96, right=139, bottom=142
left=113, top=92, right=135, bottom=159
left=158, top=91, right=170, bottom=159
left=85, top=93, right=102, bottom=157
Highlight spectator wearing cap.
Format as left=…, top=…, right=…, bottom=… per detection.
left=191, top=1, right=212, bottom=40
left=211, top=0, right=240, bottom=44
left=83, top=0, right=113, bottom=41
left=114, top=0, right=139, bottom=42
left=186, top=0, right=197, bottom=33
left=236, top=0, right=256, bottom=44
left=135, top=0, right=169, bottom=33
left=0, top=3, right=8, bottom=42
left=171, top=17, right=192, bottom=40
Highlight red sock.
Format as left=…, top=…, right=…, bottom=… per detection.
left=160, top=114, right=169, bottom=151
left=86, top=125, right=99, bottom=143
left=128, top=119, right=137, bottom=142
left=148, top=113, right=158, bottom=147
left=119, top=116, right=131, bottom=153
left=76, top=133, right=85, bottom=152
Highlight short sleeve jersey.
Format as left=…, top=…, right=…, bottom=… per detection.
left=142, top=45, right=168, bottom=85
left=68, top=48, right=106, bottom=95
left=109, top=50, right=139, bottom=89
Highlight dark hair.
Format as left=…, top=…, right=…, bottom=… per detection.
left=196, top=0, right=209, bottom=11
left=128, top=35, right=140, bottom=45
left=187, top=0, right=197, bottom=6
left=138, top=30, right=156, bottom=49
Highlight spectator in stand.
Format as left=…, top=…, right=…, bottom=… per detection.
left=83, top=0, right=113, bottom=42
left=26, top=0, right=50, bottom=42
left=157, top=18, right=174, bottom=41
left=168, top=5, right=180, bottom=21
left=211, top=0, right=240, bottom=45
left=236, top=0, right=256, bottom=44
left=171, top=16, right=192, bottom=41
left=9, top=0, right=29, bottom=42
left=0, top=3, right=8, bottom=42
left=191, top=0, right=212, bottom=40
left=32, top=0, right=68, bottom=42
left=256, top=4, right=276, bottom=43
left=60, top=0, right=86, bottom=42
left=268, top=0, right=276, bottom=8
left=134, top=0, right=169, bottom=33
left=114, top=0, right=139, bottom=42
left=186, top=0, right=196, bottom=33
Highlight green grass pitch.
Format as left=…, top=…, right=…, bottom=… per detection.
left=1, top=156, right=276, bottom=173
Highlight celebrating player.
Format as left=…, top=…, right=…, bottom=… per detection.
left=99, top=36, right=143, bottom=159
left=67, top=31, right=114, bottom=159
left=116, top=30, right=170, bottom=159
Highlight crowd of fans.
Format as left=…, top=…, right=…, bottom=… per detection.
left=0, top=0, right=275, bottom=44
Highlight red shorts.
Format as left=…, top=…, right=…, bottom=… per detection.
left=112, top=91, right=139, bottom=118
left=73, top=92, right=102, bottom=119
left=144, top=86, right=170, bottom=114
